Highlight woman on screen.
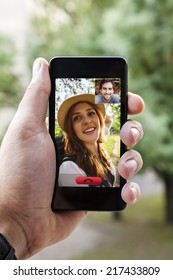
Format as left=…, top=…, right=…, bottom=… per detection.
left=57, top=93, right=116, bottom=187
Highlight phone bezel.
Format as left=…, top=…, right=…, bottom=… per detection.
left=49, top=56, right=127, bottom=211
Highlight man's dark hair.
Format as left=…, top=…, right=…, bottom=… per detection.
left=100, top=79, right=114, bottom=89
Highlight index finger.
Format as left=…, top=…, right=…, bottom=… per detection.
left=128, top=92, right=145, bottom=115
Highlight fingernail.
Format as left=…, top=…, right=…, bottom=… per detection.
left=131, top=127, right=140, bottom=144
left=130, top=185, right=141, bottom=203
left=126, top=159, right=138, bottom=177
left=121, top=182, right=141, bottom=204
left=32, top=59, right=42, bottom=77
left=130, top=184, right=141, bottom=195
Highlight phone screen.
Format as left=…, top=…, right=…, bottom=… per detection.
left=55, top=78, right=121, bottom=188
left=49, top=57, right=127, bottom=211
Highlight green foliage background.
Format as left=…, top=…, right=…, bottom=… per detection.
left=0, top=35, right=21, bottom=106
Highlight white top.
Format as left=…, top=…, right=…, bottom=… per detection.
left=58, top=160, right=116, bottom=187
left=58, top=161, right=88, bottom=187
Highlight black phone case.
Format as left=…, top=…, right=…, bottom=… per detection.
left=49, top=56, right=127, bottom=211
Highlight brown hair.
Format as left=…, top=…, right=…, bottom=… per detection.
left=63, top=102, right=111, bottom=177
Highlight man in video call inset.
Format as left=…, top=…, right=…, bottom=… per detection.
left=95, top=79, right=120, bottom=104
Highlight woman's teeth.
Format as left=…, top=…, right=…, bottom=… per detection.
left=84, top=127, right=95, bottom=133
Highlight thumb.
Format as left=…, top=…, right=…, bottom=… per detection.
left=17, top=58, right=51, bottom=126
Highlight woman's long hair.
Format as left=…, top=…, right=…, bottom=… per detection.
left=63, top=102, right=112, bottom=177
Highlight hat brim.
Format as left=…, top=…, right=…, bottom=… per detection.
left=58, top=94, right=106, bottom=132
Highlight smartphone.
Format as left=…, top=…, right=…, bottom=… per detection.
left=49, top=56, right=127, bottom=211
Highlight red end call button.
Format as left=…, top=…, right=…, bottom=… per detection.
left=76, top=176, right=102, bottom=185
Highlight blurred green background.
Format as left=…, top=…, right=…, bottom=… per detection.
left=0, top=0, right=173, bottom=259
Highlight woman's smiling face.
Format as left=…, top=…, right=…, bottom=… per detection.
left=71, top=102, right=101, bottom=148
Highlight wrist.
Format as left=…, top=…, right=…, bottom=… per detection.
left=0, top=207, right=28, bottom=259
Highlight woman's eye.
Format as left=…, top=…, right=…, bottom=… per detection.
left=73, top=115, right=81, bottom=122
left=88, top=111, right=96, bottom=117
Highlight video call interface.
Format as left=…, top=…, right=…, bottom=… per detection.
left=55, top=78, right=121, bottom=188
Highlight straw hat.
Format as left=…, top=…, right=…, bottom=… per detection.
left=58, top=93, right=106, bottom=132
